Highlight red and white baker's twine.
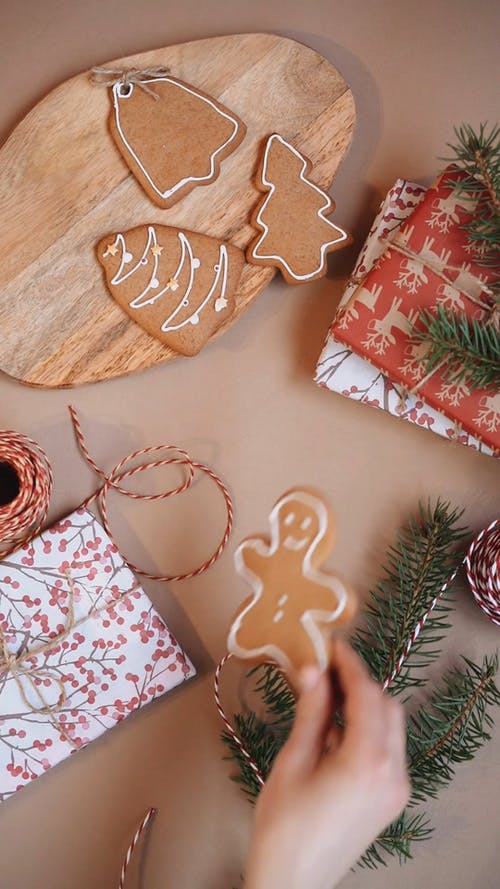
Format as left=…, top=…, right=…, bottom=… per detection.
left=69, top=406, right=233, bottom=582
left=214, top=653, right=265, bottom=787
left=119, top=807, right=157, bottom=889
left=0, top=408, right=232, bottom=582
left=214, top=524, right=500, bottom=786
left=0, top=431, right=53, bottom=557
left=465, top=517, right=500, bottom=626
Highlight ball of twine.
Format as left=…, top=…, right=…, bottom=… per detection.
left=0, top=431, right=53, bottom=556
left=465, top=518, right=500, bottom=626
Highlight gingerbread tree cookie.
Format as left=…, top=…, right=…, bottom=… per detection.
left=227, top=489, right=356, bottom=681
left=97, top=224, right=244, bottom=356
left=247, top=133, right=351, bottom=284
left=107, top=75, right=246, bottom=208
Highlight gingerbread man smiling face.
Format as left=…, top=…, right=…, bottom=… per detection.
left=227, top=489, right=356, bottom=682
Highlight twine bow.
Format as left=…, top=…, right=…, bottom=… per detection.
left=91, top=66, right=170, bottom=99
left=0, top=572, right=139, bottom=748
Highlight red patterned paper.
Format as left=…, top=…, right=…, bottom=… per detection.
left=332, top=167, right=499, bottom=450
left=0, top=508, right=195, bottom=802
left=392, top=167, right=494, bottom=301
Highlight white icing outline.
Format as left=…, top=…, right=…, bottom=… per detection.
left=162, top=244, right=229, bottom=332
left=250, top=134, right=349, bottom=281
left=112, top=79, right=242, bottom=201
left=227, top=490, right=349, bottom=673
left=108, top=226, right=230, bottom=335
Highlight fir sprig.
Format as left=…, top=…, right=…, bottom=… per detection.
left=444, top=123, right=500, bottom=268
left=222, top=711, right=282, bottom=801
left=412, top=305, right=500, bottom=390
left=408, top=654, right=500, bottom=805
left=222, top=664, right=294, bottom=801
left=358, top=811, right=433, bottom=869
left=351, top=500, right=467, bottom=695
left=415, top=124, right=500, bottom=392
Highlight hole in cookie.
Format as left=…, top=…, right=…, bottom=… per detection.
left=0, top=462, right=20, bottom=506
left=117, top=82, right=133, bottom=98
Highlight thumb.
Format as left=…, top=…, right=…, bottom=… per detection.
left=279, top=667, right=333, bottom=775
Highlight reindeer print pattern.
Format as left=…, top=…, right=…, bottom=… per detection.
left=475, top=393, right=500, bottom=434
left=320, top=170, right=500, bottom=456
left=363, top=297, right=418, bottom=355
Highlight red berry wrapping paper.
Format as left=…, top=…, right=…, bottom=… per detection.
left=0, top=508, right=195, bottom=803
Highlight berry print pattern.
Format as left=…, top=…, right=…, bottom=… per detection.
left=0, top=509, right=195, bottom=802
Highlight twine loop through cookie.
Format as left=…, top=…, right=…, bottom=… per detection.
left=91, top=66, right=170, bottom=99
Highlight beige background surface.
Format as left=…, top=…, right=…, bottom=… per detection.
left=1, top=1, right=499, bottom=887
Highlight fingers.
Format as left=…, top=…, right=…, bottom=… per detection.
left=329, top=640, right=398, bottom=755
left=277, top=667, right=333, bottom=775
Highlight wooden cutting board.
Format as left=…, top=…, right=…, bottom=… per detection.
left=0, top=33, right=355, bottom=387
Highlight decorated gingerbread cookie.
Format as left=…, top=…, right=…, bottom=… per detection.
left=106, top=74, right=246, bottom=208
left=97, top=224, right=244, bottom=356
left=247, top=133, right=351, bottom=283
left=227, top=489, right=356, bottom=681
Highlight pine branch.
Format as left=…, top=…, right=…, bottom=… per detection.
left=412, top=305, right=500, bottom=390
left=408, top=654, right=500, bottom=805
left=253, top=662, right=296, bottom=725
left=222, top=711, right=283, bottom=802
left=351, top=500, right=467, bottom=695
left=358, top=811, right=433, bottom=869
left=444, top=123, right=500, bottom=273
left=222, top=665, right=295, bottom=801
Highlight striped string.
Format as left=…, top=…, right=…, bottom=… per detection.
left=214, top=534, right=498, bottom=784
left=0, top=408, right=233, bottom=583
left=465, top=517, right=500, bottom=626
left=119, top=807, right=157, bottom=889
left=69, top=406, right=233, bottom=583
left=0, top=431, right=53, bottom=557
left=382, top=561, right=462, bottom=690
left=214, top=653, right=265, bottom=787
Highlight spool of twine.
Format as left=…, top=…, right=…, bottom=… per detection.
left=465, top=518, right=500, bottom=626
left=0, top=431, right=53, bottom=556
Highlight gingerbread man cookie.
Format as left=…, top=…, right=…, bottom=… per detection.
left=247, top=134, right=351, bottom=283
left=227, top=489, right=356, bottom=680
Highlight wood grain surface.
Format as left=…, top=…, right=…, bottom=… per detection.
left=0, top=33, right=355, bottom=387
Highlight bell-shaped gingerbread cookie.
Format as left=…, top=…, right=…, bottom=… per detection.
left=108, top=76, right=246, bottom=208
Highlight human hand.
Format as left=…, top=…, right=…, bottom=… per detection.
left=244, top=640, right=409, bottom=889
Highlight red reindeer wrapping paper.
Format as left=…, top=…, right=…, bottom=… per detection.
left=331, top=168, right=499, bottom=452
left=0, top=508, right=195, bottom=803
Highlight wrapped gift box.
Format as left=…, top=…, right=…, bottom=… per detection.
left=315, top=174, right=498, bottom=457
left=0, top=508, right=195, bottom=802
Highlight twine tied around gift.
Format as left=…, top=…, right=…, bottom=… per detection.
left=0, top=571, right=140, bottom=749
left=91, top=66, right=170, bottom=99
left=390, top=241, right=497, bottom=312
left=377, top=241, right=499, bottom=420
